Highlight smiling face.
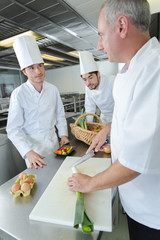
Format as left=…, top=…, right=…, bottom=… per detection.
left=82, top=72, right=100, bottom=90
left=22, top=63, right=45, bottom=86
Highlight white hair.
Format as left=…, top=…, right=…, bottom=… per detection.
left=102, top=0, right=151, bottom=31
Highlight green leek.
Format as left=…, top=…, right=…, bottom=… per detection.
left=74, top=191, right=94, bottom=234
left=72, top=108, right=88, bottom=130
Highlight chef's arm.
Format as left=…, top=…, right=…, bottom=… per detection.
left=89, top=160, right=140, bottom=191
left=85, top=90, right=96, bottom=122
left=6, top=92, right=31, bottom=157
left=68, top=160, right=140, bottom=193
left=86, top=123, right=111, bottom=153
left=55, top=90, right=68, bottom=138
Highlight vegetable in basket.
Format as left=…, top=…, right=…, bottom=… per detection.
left=72, top=108, right=87, bottom=130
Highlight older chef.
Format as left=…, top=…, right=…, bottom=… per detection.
left=68, top=0, right=160, bottom=239
left=79, top=51, right=115, bottom=125
left=7, top=35, right=69, bottom=169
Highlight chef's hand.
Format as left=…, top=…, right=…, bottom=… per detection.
left=26, top=150, right=47, bottom=169
left=68, top=173, right=93, bottom=193
left=86, top=123, right=111, bottom=154
left=60, top=136, right=70, bottom=146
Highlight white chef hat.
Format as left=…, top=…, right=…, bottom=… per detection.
left=79, top=51, right=98, bottom=75
left=13, top=35, right=44, bottom=70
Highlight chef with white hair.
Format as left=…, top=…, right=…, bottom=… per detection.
left=79, top=51, right=115, bottom=125
left=7, top=35, right=69, bottom=169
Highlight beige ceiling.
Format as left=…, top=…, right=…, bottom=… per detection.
left=0, top=0, right=159, bottom=70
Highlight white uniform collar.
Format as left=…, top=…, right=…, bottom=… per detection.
left=120, top=37, right=159, bottom=74
left=129, top=37, right=158, bottom=70
left=26, top=79, right=46, bottom=92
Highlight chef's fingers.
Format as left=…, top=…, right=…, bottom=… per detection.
left=30, top=161, right=38, bottom=169
left=60, top=140, right=70, bottom=146
left=29, top=158, right=47, bottom=169
left=33, top=162, right=39, bottom=169
left=39, top=158, right=47, bottom=165
left=86, top=142, right=96, bottom=154
left=38, top=154, right=45, bottom=159
left=67, top=177, right=76, bottom=191
left=32, top=161, right=44, bottom=169
left=36, top=154, right=47, bottom=165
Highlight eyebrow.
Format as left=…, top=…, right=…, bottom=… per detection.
left=82, top=74, right=92, bottom=80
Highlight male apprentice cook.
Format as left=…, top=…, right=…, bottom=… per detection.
left=68, top=0, right=160, bottom=239
left=79, top=51, right=114, bottom=125
left=7, top=35, right=69, bottom=169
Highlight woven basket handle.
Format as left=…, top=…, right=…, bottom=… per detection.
left=75, top=113, right=102, bottom=126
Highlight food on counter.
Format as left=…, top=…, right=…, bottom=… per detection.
left=72, top=167, right=94, bottom=234
left=74, top=191, right=94, bottom=233
left=24, top=177, right=34, bottom=184
left=21, top=183, right=31, bottom=193
left=54, top=146, right=74, bottom=155
left=11, top=183, right=21, bottom=193
left=19, top=172, right=27, bottom=180
left=103, top=144, right=111, bottom=153
left=10, top=173, right=36, bottom=197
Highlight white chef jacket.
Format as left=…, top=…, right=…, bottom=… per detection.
left=111, top=37, right=160, bottom=229
left=7, top=80, right=68, bottom=167
left=85, top=75, right=115, bottom=125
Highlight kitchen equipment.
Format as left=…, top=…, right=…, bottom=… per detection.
left=71, top=139, right=109, bottom=167
left=29, top=156, right=113, bottom=232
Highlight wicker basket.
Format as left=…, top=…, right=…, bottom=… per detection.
left=70, top=113, right=105, bottom=145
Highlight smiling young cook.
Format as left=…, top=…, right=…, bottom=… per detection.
left=79, top=51, right=115, bottom=125
left=7, top=35, right=69, bottom=169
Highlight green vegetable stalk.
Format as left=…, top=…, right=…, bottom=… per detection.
left=74, top=191, right=94, bottom=234
left=72, top=108, right=88, bottom=130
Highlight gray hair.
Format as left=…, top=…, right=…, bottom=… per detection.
left=102, top=0, right=151, bottom=31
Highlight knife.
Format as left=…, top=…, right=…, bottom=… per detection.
left=71, top=139, right=109, bottom=168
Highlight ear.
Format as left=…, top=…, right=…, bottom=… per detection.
left=97, top=71, right=100, bottom=78
left=22, top=69, right=27, bottom=76
left=117, top=15, right=129, bottom=39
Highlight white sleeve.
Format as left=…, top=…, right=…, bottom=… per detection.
left=119, top=68, right=160, bottom=174
left=55, top=89, right=68, bottom=138
left=85, top=89, right=96, bottom=122
left=6, top=90, right=31, bottom=158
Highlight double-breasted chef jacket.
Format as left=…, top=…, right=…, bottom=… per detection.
left=85, top=75, right=115, bottom=125
left=7, top=80, right=68, bottom=167
left=111, top=37, right=160, bottom=229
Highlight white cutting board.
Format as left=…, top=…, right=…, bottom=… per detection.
left=29, top=156, right=112, bottom=232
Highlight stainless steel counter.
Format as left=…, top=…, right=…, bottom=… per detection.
left=0, top=134, right=26, bottom=185
left=0, top=139, right=111, bottom=240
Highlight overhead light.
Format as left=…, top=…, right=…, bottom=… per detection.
left=44, top=63, right=54, bottom=66
left=42, top=53, right=64, bottom=62
left=0, top=30, right=44, bottom=48
left=67, top=51, right=79, bottom=58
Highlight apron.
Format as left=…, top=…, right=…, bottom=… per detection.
left=24, top=130, right=59, bottom=168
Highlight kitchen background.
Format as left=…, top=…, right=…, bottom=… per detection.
left=0, top=0, right=159, bottom=185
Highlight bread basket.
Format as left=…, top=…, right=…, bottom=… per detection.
left=70, top=113, right=105, bottom=145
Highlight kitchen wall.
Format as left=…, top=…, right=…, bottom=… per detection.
left=0, top=69, right=27, bottom=98
left=45, top=60, right=118, bottom=93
